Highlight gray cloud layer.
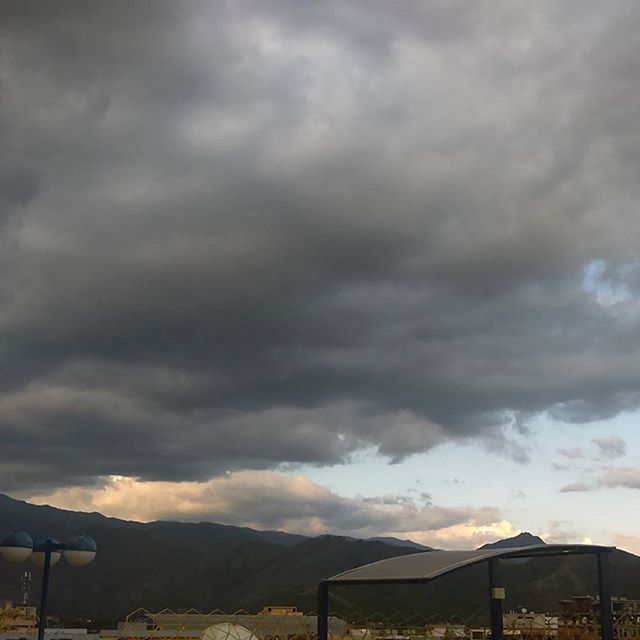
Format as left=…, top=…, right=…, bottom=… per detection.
left=2, top=1, right=640, bottom=490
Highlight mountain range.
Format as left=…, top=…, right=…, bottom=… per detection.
left=0, top=494, right=638, bottom=627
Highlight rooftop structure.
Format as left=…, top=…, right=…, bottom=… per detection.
left=502, top=612, right=558, bottom=637
left=103, top=609, right=348, bottom=640
left=0, top=606, right=37, bottom=631
left=559, top=595, right=640, bottom=626
left=318, top=544, right=615, bottom=640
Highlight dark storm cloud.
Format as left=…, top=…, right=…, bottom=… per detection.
left=2, top=0, right=640, bottom=489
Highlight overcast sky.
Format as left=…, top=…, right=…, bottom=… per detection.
left=3, top=0, right=640, bottom=551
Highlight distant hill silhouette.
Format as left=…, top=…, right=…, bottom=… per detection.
left=367, top=536, right=432, bottom=550
left=0, top=495, right=421, bottom=624
left=0, top=495, right=638, bottom=627
left=480, top=532, right=545, bottom=549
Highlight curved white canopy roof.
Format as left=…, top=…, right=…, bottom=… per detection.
left=327, top=544, right=614, bottom=584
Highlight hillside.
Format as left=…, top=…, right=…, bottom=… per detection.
left=0, top=494, right=307, bottom=549
left=0, top=496, right=638, bottom=627
left=0, top=495, right=420, bottom=624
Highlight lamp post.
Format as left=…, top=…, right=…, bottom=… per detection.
left=0, top=531, right=97, bottom=640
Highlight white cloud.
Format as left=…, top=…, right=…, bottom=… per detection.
left=593, top=435, right=627, bottom=459
left=558, top=447, right=585, bottom=460
left=25, top=470, right=506, bottom=548
left=538, top=521, right=586, bottom=545
left=609, top=532, right=640, bottom=555
left=559, top=482, right=592, bottom=493
left=399, top=520, right=520, bottom=551
left=600, top=466, right=640, bottom=489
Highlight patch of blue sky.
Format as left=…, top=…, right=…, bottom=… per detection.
left=290, top=407, right=640, bottom=546
left=582, top=258, right=634, bottom=307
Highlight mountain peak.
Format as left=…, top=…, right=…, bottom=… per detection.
left=479, top=531, right=546, bottom=549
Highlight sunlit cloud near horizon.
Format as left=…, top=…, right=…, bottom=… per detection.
left=25, top=471, right=514, bottom=549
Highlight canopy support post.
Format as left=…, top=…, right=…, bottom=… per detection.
left=597, top=551, right=613, bottom=640
left=489, top=558, right=504, bottom=640
left=318, top=580, right=329, bottom=640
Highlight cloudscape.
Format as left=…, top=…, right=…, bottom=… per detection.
left=3, top=1, right=640, bottom=551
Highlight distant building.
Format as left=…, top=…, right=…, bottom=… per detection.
left=500, top=595, right=640, bottom=639
left=100, top=609, right=348, bottom=640
left=502, top=611, right=558, bottom=637
left=559, top=595, right=640, bottom=635
left=0, top=601, right=96, bottom=640
left=0, top=605, right=38, bottom=631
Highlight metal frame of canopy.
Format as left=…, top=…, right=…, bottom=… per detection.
left=317, top=544, right=615, bottom=640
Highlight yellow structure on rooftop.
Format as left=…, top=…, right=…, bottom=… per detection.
left=0, top=604, right=38, bottom=631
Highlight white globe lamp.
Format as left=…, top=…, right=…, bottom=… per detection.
left=0, top=531, right=33, bottom=562
left=63, top=535, right=97, bottom=566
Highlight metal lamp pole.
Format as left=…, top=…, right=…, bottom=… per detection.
left=35, top=539, right=64, bottom=640
left=0, top=532, right=97, bottom=640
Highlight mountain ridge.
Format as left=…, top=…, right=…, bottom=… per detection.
left=0, top=493, right=429, bottom=551
left=0, top=494, right=637, bottom=626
